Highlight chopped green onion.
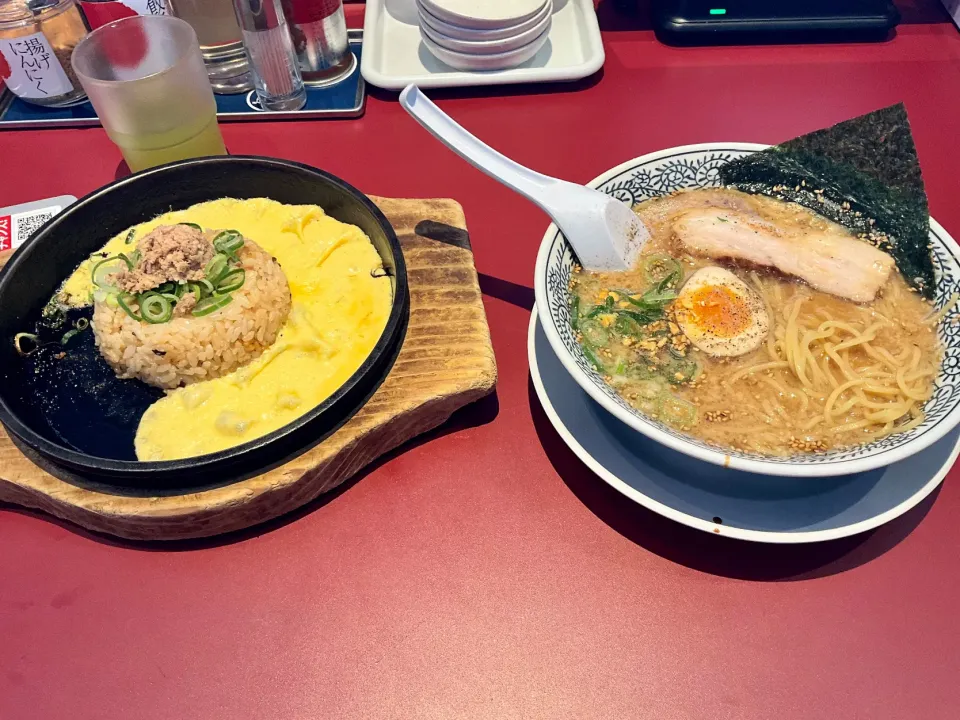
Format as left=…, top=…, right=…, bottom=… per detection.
left=657, top=272, right=681, bottom=294
left=570, top=295, right=581, bottom=332
left=60, top=328, right=82, bottom=345
left=665, top=357, right=702, bottom=385
left=587, top=296, right=616, bottom=318
left=620, top=307, right=664, bottom=325
left=192, top=294, right=233, bottom=317
left=14, top=332, right=40, bottom=356
left=198, top=279, right=215, bottom=297
left=640, top=253, right=683, bottom=290
left=216, top=268, right=245, bottom=293
left=213, top=230, right=244, bottom=256
left=160, top=293, right=180, bottom=304
left=140, top=294, right=173, bottom=324
left=641, top=287, right=679, bottom=305
left=117, top=292, right=142, bottom=322
left=581, top=344, right=604, bottom=372
left=614, top=313, right=643, bottom=337
left=204, top=253, right=230, bottom=284
left=74, top=318, right=89, bottom=331
left=580, top=319, right=610, bottom=347
left=627, top=366, right=658, bottom=382
left=124, top=229, right=136, bottom=244
left=213, top=229, right=241, bottom=242
left=628, top=381, right=665, bottom=416
left=641, top=253, right=683, bottom=287
left=91, top=256, right=128, bottom=292
left=659, top=394, right=698, bottom=429
left=180, top=223, right=203, bottom=231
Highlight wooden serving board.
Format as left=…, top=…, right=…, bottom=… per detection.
left=0, top=197, right=497, bottom=541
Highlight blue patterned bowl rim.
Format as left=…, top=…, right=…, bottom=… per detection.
left=533, top=143, right=960, bottom=477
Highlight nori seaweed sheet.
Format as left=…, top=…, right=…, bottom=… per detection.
left=718, top=103, right=934, bottom=298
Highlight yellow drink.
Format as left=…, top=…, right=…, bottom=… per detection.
left=108, top=110, right=227, bottom=173
left=72, top=17, right=228, bottom=173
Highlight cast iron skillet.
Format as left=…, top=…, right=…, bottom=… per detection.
left=0, top=156, right=409, bottom=492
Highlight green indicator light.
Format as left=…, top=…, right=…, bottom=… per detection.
left=709, top=8, right=727, bottom=14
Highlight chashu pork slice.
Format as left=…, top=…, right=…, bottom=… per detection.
left=672, top=208, right=896, bottom=302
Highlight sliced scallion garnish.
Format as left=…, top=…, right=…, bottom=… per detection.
left=216, top=268, right=245, bottom=293
left=96, top=228, right=247, bottom=325
left=192, top=294, right=233, bottom=317
left=117, top=292, right=142, bottom=322
left=124, top=229, right=136, bottom=244
left=91, top=256, right=128, bottom=292
left=61, top=328, right=82, bottom=345
left=213, top=230, right=244, bottom=257
left=204, top=253, right=230, bottom=284
left=140, top=294, right=173, bottom=324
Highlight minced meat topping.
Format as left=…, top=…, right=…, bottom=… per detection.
left=115, top=225, right=215, bottom=295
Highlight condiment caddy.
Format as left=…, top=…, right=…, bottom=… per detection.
left=0, top=27, right=365, bottom=128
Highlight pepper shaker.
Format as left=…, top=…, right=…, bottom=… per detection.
left=233, top=0, right=305, bottom=111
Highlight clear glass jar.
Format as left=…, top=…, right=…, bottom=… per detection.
left=0, top=0, right=89, bottom=107
left=167, top=0, right=252, bottom=94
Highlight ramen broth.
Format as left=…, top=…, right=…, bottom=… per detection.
left=570, top=188, right=940, bottom=456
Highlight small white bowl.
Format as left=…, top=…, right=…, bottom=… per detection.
left=418, top=0, right=547, bottom=30
left=417, top=0, right=552, bottom=42
left=421, top=25, right=549, bottom=71
left=534, top=143, right=960, bottom=478
left=420, top=15, right=551, bottom=56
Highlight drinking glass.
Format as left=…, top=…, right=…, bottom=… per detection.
left=71, top=15, right=227, bottom=172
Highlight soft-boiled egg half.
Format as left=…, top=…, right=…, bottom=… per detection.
left=675, top=266, right=769, bottom=357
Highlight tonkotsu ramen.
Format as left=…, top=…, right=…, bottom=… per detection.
left=569, top=187, right=944, bottom=457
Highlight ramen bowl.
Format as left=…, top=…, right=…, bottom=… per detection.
left=534, top=143, right=960, bottom=477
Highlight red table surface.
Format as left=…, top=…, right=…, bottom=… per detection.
left=3, top=3, right=960, bottom=718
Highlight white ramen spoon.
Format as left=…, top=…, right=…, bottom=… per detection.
left=399, top=84, right=647, bottom=271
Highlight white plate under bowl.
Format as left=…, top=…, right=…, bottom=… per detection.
left=419, top=15, right=551, bottom=56
left=417, top=0, right=552, bottom=42
left=420, top=25, right=549, bottom=71
left=533, top=143, right=960, bottom=478
left=529, top=306, right=959, bottom=543
left=361, top=0, right=603, bottom=90
left=418, top=0, right=546, bottom=29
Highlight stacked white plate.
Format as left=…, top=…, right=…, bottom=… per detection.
left=416, top=0, right=553, bottom=71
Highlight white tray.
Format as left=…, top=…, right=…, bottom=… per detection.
left=361, top=0, right=604, bottom=90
